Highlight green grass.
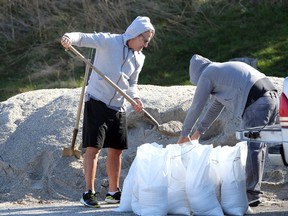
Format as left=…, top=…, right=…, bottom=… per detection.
left=1, top=0, right=288, bottom=101
left=138, top=1, right=288, bottom=87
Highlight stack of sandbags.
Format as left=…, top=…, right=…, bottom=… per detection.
left=115, top=141, right=249, bottom=216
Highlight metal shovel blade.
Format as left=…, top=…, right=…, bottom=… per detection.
left=63, top=128, right=82, bottom=159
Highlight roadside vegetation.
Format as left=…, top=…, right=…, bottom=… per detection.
left=0, top=0, right=287, bottom=101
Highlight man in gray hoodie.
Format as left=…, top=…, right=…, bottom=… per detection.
left=61, top=16, right=155, bottom=208
left=178, top=54, right=279, bottom=207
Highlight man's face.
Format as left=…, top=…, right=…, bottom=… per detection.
left=128, top=31, right=153, bottom=52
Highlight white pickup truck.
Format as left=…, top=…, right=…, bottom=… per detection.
left=236, top=77, right=288, bottom=166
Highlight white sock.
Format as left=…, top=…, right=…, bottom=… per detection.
left=85, top=190, right=95, bottom=194
left=108, top=191, right=117, bottom=195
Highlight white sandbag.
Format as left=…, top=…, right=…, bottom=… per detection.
left=180, top=141, right=199, bottom=168
left=136, top=143, right=169, bottom=216
left=139, top=186, right=167, bottom=216
left=114, top=156, right=138, bottom=212
left=131, top=182, right=141, bottom=216
left=209, top=146, right=222, bottom=202
left=220, top=141, right=248, bottom=216
left=186, top=144, right=224, bottom=216
left=221, top=181, right=248, bottom=216
left=166, top=144, right=191, bottom=215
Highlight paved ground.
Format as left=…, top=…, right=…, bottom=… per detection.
left=1, top=200, right=288, bottom=216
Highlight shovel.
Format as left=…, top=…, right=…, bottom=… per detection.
left=62, top=62, right=90, bottom=159
left=66, top=46, right=180, bottom=136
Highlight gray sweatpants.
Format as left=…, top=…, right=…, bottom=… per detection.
left=240, top=90, right=279, bottom=201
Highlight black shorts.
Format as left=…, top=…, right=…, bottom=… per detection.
left=82, top=99, right=128, bottom=150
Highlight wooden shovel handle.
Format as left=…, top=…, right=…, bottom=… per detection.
left=70, top=63, right=90, bottom=149
left=67, top=46, right=160, bottom=128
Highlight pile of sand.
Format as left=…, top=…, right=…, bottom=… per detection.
left=0, top=81, right=287, bottom=209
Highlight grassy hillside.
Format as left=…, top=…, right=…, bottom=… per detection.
left=0, top=0, right=288, bottom=101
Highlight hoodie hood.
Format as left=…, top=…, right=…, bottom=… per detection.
left=189, top=54, right=212, bottom=85
left=123, top=16, right=155, bottom=44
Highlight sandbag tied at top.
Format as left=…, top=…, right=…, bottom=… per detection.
left=136, top=143, right=169, bottom=216
left=185, top=144, right=224, bottom=216
left=219, top=141, right=249, bottom=216
left=166, top=144, right=191, bottom=215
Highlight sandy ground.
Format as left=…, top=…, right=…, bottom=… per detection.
left=1, top=199, right=288, bottom=216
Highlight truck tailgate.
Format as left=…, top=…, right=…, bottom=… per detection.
left=236, top=124, right=284, bottom=143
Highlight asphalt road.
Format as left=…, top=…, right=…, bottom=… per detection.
left=1, top=200, right=288, bottom=216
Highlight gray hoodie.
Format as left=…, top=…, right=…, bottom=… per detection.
left=181, top=54, right=266, bottom=137
left=64, top=16, right=155, bottom=110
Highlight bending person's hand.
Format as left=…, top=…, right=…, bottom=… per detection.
left=177, top=131, right=202, bottom=144
left=177, top=136, right=190, bottom=144
left=190, top=131, right=201, bottom=140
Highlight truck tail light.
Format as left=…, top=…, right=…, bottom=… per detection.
left=279, top=77, right=288, bottom=165
left=280, top=93, right=288, bottom=128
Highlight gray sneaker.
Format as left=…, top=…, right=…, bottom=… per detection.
left=80, top=190, right=100, bottom=208
left=105, top=188, right=121, bottom=204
